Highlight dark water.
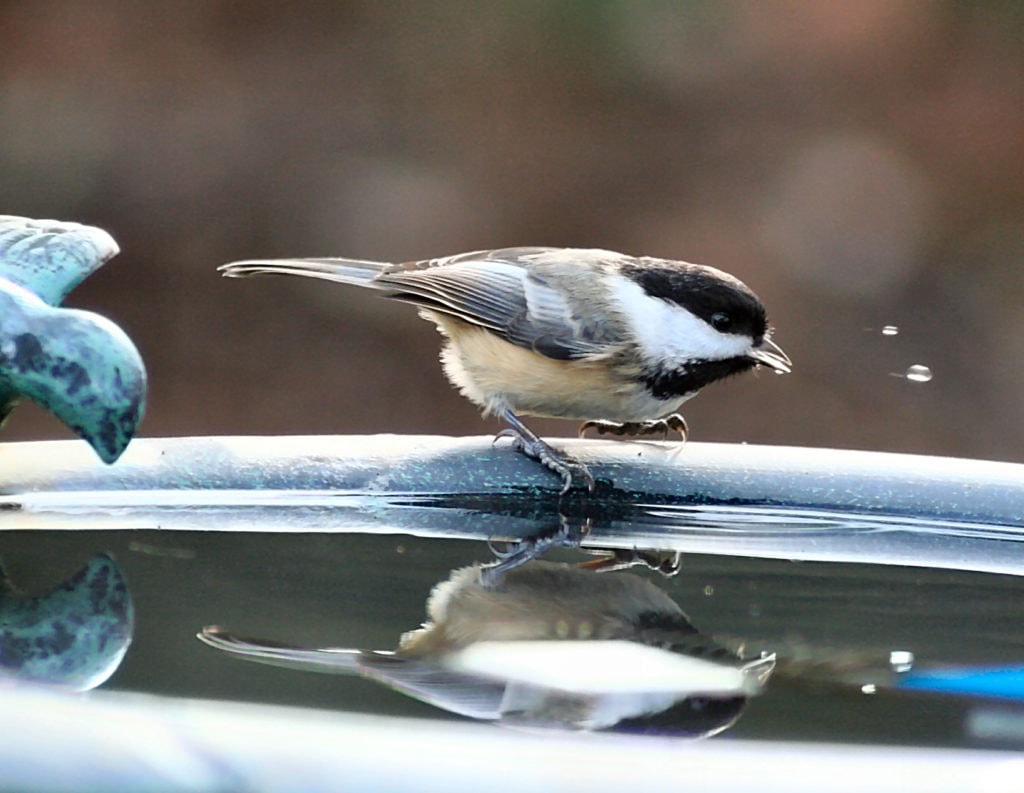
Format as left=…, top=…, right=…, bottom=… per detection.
left=3, top=528, right=1022, bottom=748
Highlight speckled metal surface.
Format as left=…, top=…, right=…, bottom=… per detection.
left=0, top=216, right=146, bottom=462
left=0, top=553, right=133, bottom=690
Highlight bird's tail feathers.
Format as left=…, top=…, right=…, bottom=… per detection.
left=218, top=257, right=390, bottom=287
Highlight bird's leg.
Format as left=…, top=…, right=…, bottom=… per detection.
left=494, top=408, right=595, bottom=494
left=482, top=517, right=591, bottom=586
left=578, top=413, right=689, bottom=442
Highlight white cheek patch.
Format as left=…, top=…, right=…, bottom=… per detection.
left=611, top=275, right=753, bottom=367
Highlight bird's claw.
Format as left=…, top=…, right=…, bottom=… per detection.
left=494, top=427, right=595, bottom=494
left=482, top=517, right=592, bottom=585
left=578, top=413, right=689, bottom=442
left=576, top=549, right=682, bottom=577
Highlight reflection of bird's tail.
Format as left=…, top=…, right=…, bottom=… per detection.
left=197, top=626, right=367, bottom=674
left=218, top=257, right=390, bottom=288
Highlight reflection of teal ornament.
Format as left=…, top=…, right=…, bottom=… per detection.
left=0, top=553, right=134, bottom=691
left=0, top=216, right=146, bottom=462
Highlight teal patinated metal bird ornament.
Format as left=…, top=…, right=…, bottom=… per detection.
left=0, top=216, right=146, bottom=463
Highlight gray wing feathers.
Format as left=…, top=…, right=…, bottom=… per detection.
left=220, top=248, right=617, bottom=360
left=377, top=261, right=526, bottom=333
left=383, top=261, right=607, bottom=360
left=511, top=274, right=605, bottom=359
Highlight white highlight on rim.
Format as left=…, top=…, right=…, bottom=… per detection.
left=610, top=274, right=754, bottom=368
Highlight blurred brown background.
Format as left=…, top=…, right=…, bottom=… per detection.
left=2, top=1, right=1022, bottom=462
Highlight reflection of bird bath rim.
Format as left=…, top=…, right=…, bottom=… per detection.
left=1, top=435, right=1023, bottom=576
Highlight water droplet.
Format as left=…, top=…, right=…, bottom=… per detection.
left=861, top=683, right=878, bottom=695
left=881, top=325, right=899, bottom=336
left=889, top=650, right=914, bottom=673
left=703, top=585, right=715, bottom=596
left=905, top=364, right=933, bottom=383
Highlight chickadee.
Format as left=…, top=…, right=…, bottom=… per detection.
left=219, top=247, right=790, bottom=491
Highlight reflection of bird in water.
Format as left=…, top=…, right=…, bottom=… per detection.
left=400, top=560, right=724, bottom=656
left=200, top=561, right=774, bottom=736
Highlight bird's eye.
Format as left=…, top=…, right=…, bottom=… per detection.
left=710, top=312, right=732, bottom=332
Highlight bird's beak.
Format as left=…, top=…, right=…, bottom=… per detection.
left=748, top=337, right=792, bottom=374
